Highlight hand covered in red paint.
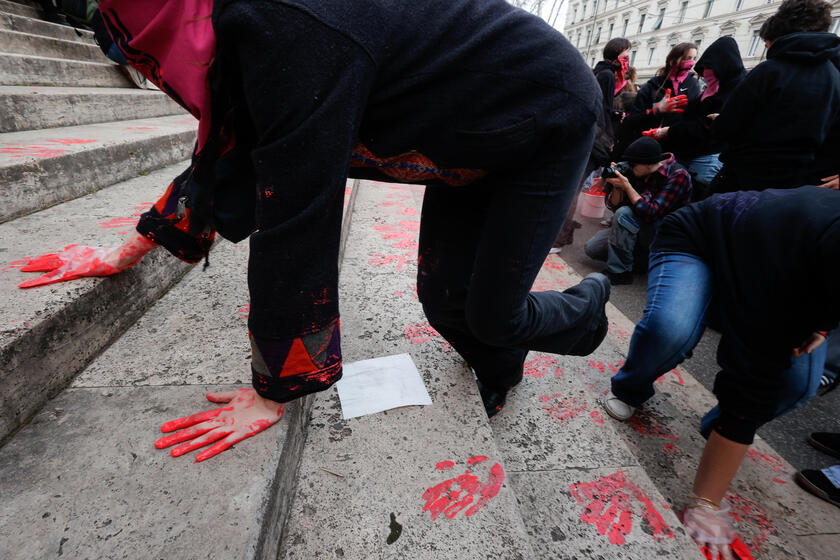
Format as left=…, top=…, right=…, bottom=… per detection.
left=649, top=89, right=688, bottom=115
left=819, top=174, right=839, bottom=190
left=154, top=388, right=284, bottom=462
left=683, top=497, right=735, bottom=560
left=792, top=331, right=827, bottom=357
left=17, top=232, right=156, bottom=288
left=642, top=127, right=669, bottom=140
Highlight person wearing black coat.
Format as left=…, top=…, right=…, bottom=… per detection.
left=644, top=37, right=746, bottom=199
left=711, top=0, right=840, bottom=192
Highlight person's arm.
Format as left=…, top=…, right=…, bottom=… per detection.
left=712, top=68, right=765, bottom=143
left=631, top=168, right=692, bottom=223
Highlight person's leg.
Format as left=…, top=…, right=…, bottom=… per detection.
left=583, top=228, right=610, bottom=262
left=419, top=123, right=603, bottom=399
left=610, top=252, right=713, bottom=407
left=604, top=205, right=640, bottom=274
left=684, top=153, right=723, bottom=186
left=700, top=342, right=828, bottom=437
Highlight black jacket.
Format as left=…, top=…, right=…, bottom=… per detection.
left=614, top=73, right=701, bottom=157
left=667, top=36, right=745, bottom=161
left=713, top=32, right=840, bottom=189
left=653, top=187, right=840, bottom=443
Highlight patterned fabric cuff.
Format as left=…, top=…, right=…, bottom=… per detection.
left=250, top=319, right=342, bottom=403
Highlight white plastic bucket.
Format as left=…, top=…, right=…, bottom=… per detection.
left=579, top=191, right=606, bottom=219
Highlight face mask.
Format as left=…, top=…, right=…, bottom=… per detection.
left=619, top=55, right=630, bottom=76
left=679, top=60, right=695, bottom=71
left=701, top=68, right=720, bottom=101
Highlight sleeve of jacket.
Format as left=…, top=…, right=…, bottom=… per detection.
left=712, top=68, right=766, bottom=144
left=667, top=102, right=713, bottom=155
left=632, top=168, right=692, bottom=222
left=215, top=1, right=375, bottom=403
left=135, top=163, right=217, bottom=263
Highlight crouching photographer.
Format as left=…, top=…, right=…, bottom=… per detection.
left=584, top=137, right=692, bottom=284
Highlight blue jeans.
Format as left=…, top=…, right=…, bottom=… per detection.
left=683, top=153, right=722, bottom=186
left=611, top=251, right=826, bottom=434
left=584, top=205, right=653, bottom=274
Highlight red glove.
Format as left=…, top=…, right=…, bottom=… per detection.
left=642, top=127, right=669, bottom=140
left=154, top=389, right=285, bottom=463
left=17, top=233, right=155, bottom=288
left=648, top=89, right=688, bottom=115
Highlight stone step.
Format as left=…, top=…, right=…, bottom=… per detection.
left=0, top=0, right=38, bottom=18
left=0, top=85, right=186, bottom=133
left=0, top=27, right=105, bottom=62
left=0, top=163, right=194, bottom=444
left=0, top=51, right=129, bottom=87
left=278, top=181, right=535, bottom=559
left=0, top=10, right=95, bottom=42
left=0, top=114, right=197, bottom=223
left=0, top=178, right=358, bottom=560
left=487, top=258, right=702, bottom=558
left=544, top=257, right=840, bottom=558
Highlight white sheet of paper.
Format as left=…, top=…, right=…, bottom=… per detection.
left=336, top=353, right=432, bottom=420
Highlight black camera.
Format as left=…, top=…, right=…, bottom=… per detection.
left=602, top=161, right=633, bottom=179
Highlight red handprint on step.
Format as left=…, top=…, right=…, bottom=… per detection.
left=422, top=457, right=505, bottom=520
left=569, top=471, right=674, bottom=546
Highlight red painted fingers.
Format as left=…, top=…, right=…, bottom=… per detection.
left=205, top=390, right=242, bottom=404
left=154, top=420, right=221, bottom=449
left=159, top=407, right=228, bottom=433
left=170, top=429, right=232, bottom=458
left=195, top=430, right=257, bottom=462
left=19, top=253, right=65, bottom=272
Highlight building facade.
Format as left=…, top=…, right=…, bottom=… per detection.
left=563, top=0, right=840, bottom=80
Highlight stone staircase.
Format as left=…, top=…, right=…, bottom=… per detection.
left=2, top=1, right=839, bottom=558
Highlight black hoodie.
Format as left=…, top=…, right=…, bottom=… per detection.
left=666, top=36, right=745, bottom=160
left=712, top=32, right=840, bottom=189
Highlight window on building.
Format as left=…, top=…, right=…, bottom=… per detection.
left=593, top=0, right=599, bottom=14
left=583, top=2, right=588, bottom=18
left=653, top=7, right=665, bottom=30
left=638, top=13, right=647, bottom=34
left=679, top=1, right=688, bottom=22
left=831, top=17, right=840, bottom=35
left=586, top=28, right=592, bottom=45
left=576, top=31, right=582, bottom=47
left=622, top=18, right=630, bottom=36
left=573, top=6, right=578, bottom=22
left=703, top=0, right=714, bottom=18
left=615, top=0, right=619, bottom=8
left=595, top=26, right=602, bottom=43
left=735, top=0, right=744, bottom=11
left=631, top=49, right=637, bottom=65
left=608, top=23, right=614, bottom=38
left=748, top=30, right=761, bottom=56
left=648, top=47, right=656, bottom=65
left=694, top=38, right=702, bottom=48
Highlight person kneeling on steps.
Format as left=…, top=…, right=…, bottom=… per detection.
left=583, top=137, right=692, bottom=285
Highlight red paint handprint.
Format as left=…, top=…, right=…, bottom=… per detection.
left=570, top=471, right=675, bottom=546
left=422, top=457, right=505, bottom=520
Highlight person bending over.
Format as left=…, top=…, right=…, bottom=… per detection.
left=583, top=137, right=692, bottom=285
left=16, top=0, right=612, bottom=458
left=601, top=186, right=839, bottom=558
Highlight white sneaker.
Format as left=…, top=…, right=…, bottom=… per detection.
left=603, top=391, right=635, bottom=421
left=548, top=247, right=562, bottom=254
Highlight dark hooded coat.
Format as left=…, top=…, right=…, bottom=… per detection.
left=712, top=32, right=840, bottom=190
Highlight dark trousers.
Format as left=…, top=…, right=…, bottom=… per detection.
left=417, top=125, right=607, bottom=392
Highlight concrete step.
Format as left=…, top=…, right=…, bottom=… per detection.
left=278, top=181, right=534, bottom=559
left=0, top=163, right=194, bottom=443
left=0, top=0, right=38, bottom=18
left=0, top=178, right=358, bottom=560
left=0, top=51, right=129, bottom=87
left=0, top=85, right=186, bottom=133
left=0, top=10, right=95, bottom=42
left=542, top=257, right=840, bottom=558
left=0, top=27, right=106, bottom=62
left=0, top=114, right=197, bottom=223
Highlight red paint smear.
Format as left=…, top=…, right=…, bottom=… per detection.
left=771, top=478, right=787, bottom=484
left=626, top=409, right=679, bottom=442
left=368, top=253, right=412, bottom=270
left=44, top=138, right=96, bottom=145
left=238, top=303, right=250, bottom=320
left=662, top=443, right=677, bottom=454
left=655, top=368, right=686, bottom=387
left=403, top=322, right=452, bottom=353
left=588, top=360, right=624, bottom=374
left=468, top=455, right=488, bottom=465
left=398, top=207, right=417, bottom=216
left=745, top=449, right=786, bottom=475
left=524, top=354, right=559, bottom=379
left=569, top=471, right=675, bottom=546
left=590, top=410, right=605, bottom=424
left=399, top=219, right=420, bottom=232
left=542, top=260, right=565, bottom=272
left=125, top=126, right=157, bottom=130
left=531, top=277, right=572, bottom=291
left=3, top=258, right=28, bottom=271
left=99, top=217, right=139, bottom=229
left=436, top=460, right=455, bottom=471
left=726, top=493, right=776, bottom=555
left=1, top=145, right=67, bottom=158
left=422, top=462, right=505, bottom=520
left=608, top=325, right=632, bottom=340
left=541, top=393, right=588, bottom=425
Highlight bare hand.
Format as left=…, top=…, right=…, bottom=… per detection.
left=683, top=498, right=736, bottom=560
left=642, top=126, right=669, bottom=140
left=706, top=113, right=720, bottom=120
left=792, top=332, right=827, bottom=357
left=819, top=174, right=839, bottom=190
left=154, top=388, right=285, bottom=462
left=17, top=233, right=156, bottom=288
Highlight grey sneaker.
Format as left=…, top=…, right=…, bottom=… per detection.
left=603, top=391, right=635, bottom=421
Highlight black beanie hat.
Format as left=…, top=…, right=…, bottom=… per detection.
left=621, top=137, right=669, bottom=164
